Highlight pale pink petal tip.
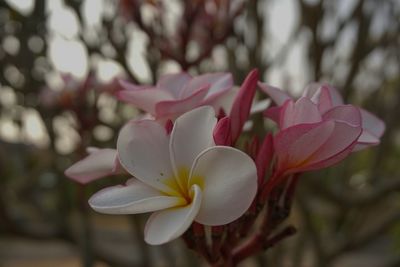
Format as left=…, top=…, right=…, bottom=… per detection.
left=65, top=149, right=118, bottom=184
left=258, top=82, right=291, bottom=106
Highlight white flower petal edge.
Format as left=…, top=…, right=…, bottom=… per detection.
left=89, top=179, right=184, bottom=214
left=144, top=184, right=202, bottom=245
left=170, top=106, right=217, bottom=175
left=191, top=146, right=257, bottom=225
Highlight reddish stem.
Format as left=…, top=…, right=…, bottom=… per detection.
left=231, top=226, right=297, bottom=264
left=259, top=170, right=282, bottom=204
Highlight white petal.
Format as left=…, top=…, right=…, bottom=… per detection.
left=65, top=149, right=117, bottom=184
left=144, top=184, right=202, bottom=245
left=117, top=120, right=174, bottom=193
left=170, top=106, right=217, bottom=173
left=89, top=179, right=183, bottom=214
left=190, top=146, right=257, bottom=226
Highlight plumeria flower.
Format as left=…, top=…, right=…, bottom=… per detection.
left=88, top=106, right=257, bottom=245
left=259, top=82, right=385, bottom=151
left=118, top=72, right=234, bottom=120
left=270, top=96, right=363, bottom=175
left=65, top=147, right=123, bottom=184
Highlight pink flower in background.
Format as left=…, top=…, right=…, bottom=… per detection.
left=259, top=83, right=385, bottom=152
left=118, top=72, right=233, bottom=119
left=88, top=106, right=257, bottom=245
left=65, top=147, right=124, bottom=184
left=39, top=73, right=119, bottom=110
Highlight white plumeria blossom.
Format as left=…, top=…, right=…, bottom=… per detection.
left=89, top=106, right=257, bottom=245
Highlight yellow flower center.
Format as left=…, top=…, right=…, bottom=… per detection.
left=163, top=167, right=204, bottom=205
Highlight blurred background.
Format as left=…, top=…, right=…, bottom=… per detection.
left=0, top=0, right=399, bottom=266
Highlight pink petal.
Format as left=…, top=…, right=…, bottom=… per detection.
left=118, top=80, right=174, bottom=114
left=275, top=121, right=361, bottom=174
left=307, top=121, right=361, bottom=162
left=304, top=83, right=344, bottom=107
left=213, top=117, right=232, bottom=146
left=292, top=121, right=362, bottom=172
left=206, top=87, right=238, bottom=114
left=229, top=69, right=259, bottom=144
left=280, top=98, right=322, bottom=129
left=274, top=121, right=335, bottom=173
left=155, top=86, right=209, bottom=119
left=258, top=82, right=292, bottom=105
left=322, top=105, right=362, bottom=126
left=117, top=79, right=151, bottom=91
left=353, top=131, right=380, bottom=151
left=256, top=134, right=274, bottom=184
left=180, top=73, right=233, bottom=100
left=360, top=109, right=385, bottom=138
left=64, top=149, right=118, bottom=184
left=156, top=73, right=192, bottom=98
left=264, top=106, right=282, bottom=124
left=315, top=86, right=334, bottom=113
left=297, top=144, right=355, bottom=172
left=353, top=109, right=384, bottom=150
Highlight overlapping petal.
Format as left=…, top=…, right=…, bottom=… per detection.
left=322, top=105, right=361, bottom=126
left=258, top=82, right=291, bottom=105
left=275, top=120, right=362, bottom=174
left=144, top=185, right=202, bottom=245
left=155, top=86, right=209, bottom=119
left=118, top=72, right=235, bottom=119
left=191, top=146, right=257, bottom=225
left=303, top=121, right=361, bottom=166
left=117, top=119, right=174, bottom=194
left=180, top=73, right=233, bottom=99
left=89, top=179, right=184, bottom=214
left=156, top=73, right=192, bottom=98
left=170, top=106, right=216, bottom=173
left=118, top=81, right=174, bottom=114
left=274, top=121, right=334, bottom=173
left=303, top=83, right=344, bottom=107
left=280, top=98, right=322, bottom=129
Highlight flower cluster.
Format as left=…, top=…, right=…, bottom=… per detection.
left=65, top=70, right=384, bottom=263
